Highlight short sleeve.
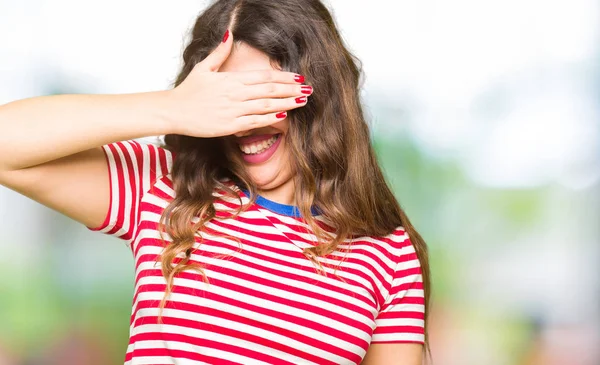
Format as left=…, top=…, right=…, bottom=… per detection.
left=371, top=235, right=426, bottom=344
left=86, top=139, right=173, bottom=244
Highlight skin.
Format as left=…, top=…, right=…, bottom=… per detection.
left=361, top=343, right=423, bottom=365
left=0, top=29, right=423, bottom=365
left=0, top=30, right=307, bottom=229
left=220, top=42, right=296, bottom=206
left=219, top=41, right=424, bottom=365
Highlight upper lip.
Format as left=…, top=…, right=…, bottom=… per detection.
left=236, top=134, right=279, bottom=145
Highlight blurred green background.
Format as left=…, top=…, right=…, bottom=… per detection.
left=1, top=0, right=598, bottom=364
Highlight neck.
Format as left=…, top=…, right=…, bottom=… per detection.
left=257, top=178, right=296, bottom=205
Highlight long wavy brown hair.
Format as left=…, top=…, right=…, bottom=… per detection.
left=157, top=0, right=431, bottom=353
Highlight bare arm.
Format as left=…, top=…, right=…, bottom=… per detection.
left=0, top=91, right=170, bottom=228
left=0, top=30, right=311, bottom=229
left=361, top=343, right=423, bottom=365
left=0, top=92, right=170, bottom=172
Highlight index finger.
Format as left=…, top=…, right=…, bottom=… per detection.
left=233, top=69, right=305, bottom=85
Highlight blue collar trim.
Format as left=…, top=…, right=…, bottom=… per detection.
left=240, top=189, right=320, bottom=217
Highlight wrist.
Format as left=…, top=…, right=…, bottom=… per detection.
left=147, top=90, right=181, bottom=135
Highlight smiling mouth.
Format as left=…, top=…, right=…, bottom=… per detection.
left=238, top=134, right=281, bottom=155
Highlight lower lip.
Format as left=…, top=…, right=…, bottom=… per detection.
left=240, top=134, right=282, bottom=164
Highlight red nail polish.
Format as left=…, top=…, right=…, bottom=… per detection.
left=294, top=74, right=305, bottom=83
left=295, top=96, right=307, bottom=104
left=301, top=86, right=313, bottom=94
left=222, top=30, right=229, bottom=43
left=276, top=112, right=287, bottom=119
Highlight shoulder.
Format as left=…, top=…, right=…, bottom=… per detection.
left=360, top=226, right=412, bottom=252
left=356, top=226, right=419, bottom=272
left=108, top=138, right=174, bottom=162
left=384, top=226, right=420, bottom=265
left=386, top=226, right=412, bottom=246
left=103, top=138, right=175, bottom=190
left=132, top=137, right=175, bottom=175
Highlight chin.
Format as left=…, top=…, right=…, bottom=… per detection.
left=247, top=165, right=282, bottom=189
left=233, top=127, right=294, bottom=194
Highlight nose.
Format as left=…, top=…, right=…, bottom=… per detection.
left=233, top=130, right=253, bottom=138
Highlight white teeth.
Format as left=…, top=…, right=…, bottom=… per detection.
left=238, top=135, right=278, bottom=155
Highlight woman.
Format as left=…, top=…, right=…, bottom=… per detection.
left=0, top=0, right=430, bottom=364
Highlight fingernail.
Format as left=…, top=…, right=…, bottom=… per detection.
left=222, top=29, right=229, bottom=43
left=295, top=96, right=307, bottom=104
left=294, top=74, right=305, bottom=83
left=276, top=112, right=287, bottom=119
left=301, top=86, right=313, bottom=95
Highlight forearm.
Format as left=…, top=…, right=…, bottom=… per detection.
left=0, top=91, right=173, bottom=171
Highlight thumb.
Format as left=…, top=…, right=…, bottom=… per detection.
left=195, top=29, right=233, bottom=73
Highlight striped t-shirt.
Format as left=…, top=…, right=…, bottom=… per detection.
left=87, top=139, right=425, bottom=365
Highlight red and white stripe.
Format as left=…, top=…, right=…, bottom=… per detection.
left=88, top=140, right=425, bottom=365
